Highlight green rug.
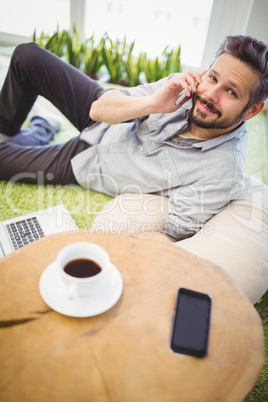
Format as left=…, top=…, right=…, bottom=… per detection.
left=0, top=47, right=267, bottom=401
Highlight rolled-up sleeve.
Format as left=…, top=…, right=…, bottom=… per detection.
left=161, top=179, right=243, bottom=241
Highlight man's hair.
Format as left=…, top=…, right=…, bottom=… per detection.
left=214, top=35, right=268, bottom=108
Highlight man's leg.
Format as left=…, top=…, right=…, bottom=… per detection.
left=0, top=42, right=104, bottom=135
left=0, top=42, right=104, bottom=185
left=0, top=132, right=89, bottom=184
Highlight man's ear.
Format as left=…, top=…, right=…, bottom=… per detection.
left=244, top=102, right=265, bottom=121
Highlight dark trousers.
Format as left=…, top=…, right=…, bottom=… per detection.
left=0, top=43, right=104, bottom=184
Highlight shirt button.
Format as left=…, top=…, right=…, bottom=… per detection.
left=151, top=142, right=155, bottom=146
left=165, top=169, right=169, bottom=174
left=140, top=146, right=143, bottom=151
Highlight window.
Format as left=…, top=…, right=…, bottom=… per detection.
left=0, top=0, right=70, bottom=37
left=84, top=0, right=213, bottom=68
left=0, top=0, right=213, bottom=68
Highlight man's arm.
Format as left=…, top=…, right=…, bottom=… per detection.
left=89, top=70, right=204, bottom=125
left=90, top=90, right=154, bottom=124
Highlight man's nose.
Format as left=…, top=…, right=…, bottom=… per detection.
left=204, top=86, right=221, bottom=104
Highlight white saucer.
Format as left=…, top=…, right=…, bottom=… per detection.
left=39, top=261, right=123, bottom=317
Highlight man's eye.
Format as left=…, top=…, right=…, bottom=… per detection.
left=228, top=89, right=237, bottom=97
left=209, top=75, right=216, bottom=81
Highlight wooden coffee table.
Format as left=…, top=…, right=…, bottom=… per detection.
left=0, top=231, right=264, bottom=402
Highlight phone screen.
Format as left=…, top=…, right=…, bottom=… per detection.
left=170, top=288, right=212, bottom=357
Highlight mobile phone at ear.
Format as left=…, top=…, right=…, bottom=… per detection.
left=175, top=76, right=204, bottom=105
left=175, top=89, right=194, bottom=105
left=170, top=288, right=212, bottom=358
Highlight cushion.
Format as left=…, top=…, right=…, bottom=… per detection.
left=91, top=192, right=170, bottom=235
left=179, top=174, right=268, bottom=304
left=92, top=174, right=268, bottom=304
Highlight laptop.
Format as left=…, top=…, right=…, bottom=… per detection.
left=0, top=204, right=78, bottom=258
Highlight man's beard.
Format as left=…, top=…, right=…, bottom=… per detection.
left=189, top=95, right=246, bottom=130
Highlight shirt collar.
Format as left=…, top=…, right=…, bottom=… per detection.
left=192, top=121, right=248, bottom=151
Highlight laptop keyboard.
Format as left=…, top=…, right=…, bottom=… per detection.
left=6, top=217, right=45, bottom=250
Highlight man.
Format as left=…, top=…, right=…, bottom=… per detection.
left=0, top=35, right=267, bottom=241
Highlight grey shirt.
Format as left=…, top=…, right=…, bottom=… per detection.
left=71, top=75, right=247, bottom=241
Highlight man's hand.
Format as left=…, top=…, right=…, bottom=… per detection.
left=150, top=70, right=206, bottom=114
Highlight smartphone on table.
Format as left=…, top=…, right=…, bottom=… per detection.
left=170, top=288, right=212, bottom=358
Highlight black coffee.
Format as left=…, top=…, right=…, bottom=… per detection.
left=64, top=258, right=102, bottom=278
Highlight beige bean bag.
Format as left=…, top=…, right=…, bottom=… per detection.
left=92, top=174, right=268, bottom=304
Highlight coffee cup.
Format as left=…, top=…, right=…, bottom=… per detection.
left=56, top=242, right=110, bottom=299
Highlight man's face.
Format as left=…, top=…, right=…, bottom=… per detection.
left=190, top=52, right=259, bottom=133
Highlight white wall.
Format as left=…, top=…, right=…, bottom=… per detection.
left=201, top=0, right=253, bottom=68
left=245, top=0, right=268, bottom=43
left=200, top=0, right=268, bottom=69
